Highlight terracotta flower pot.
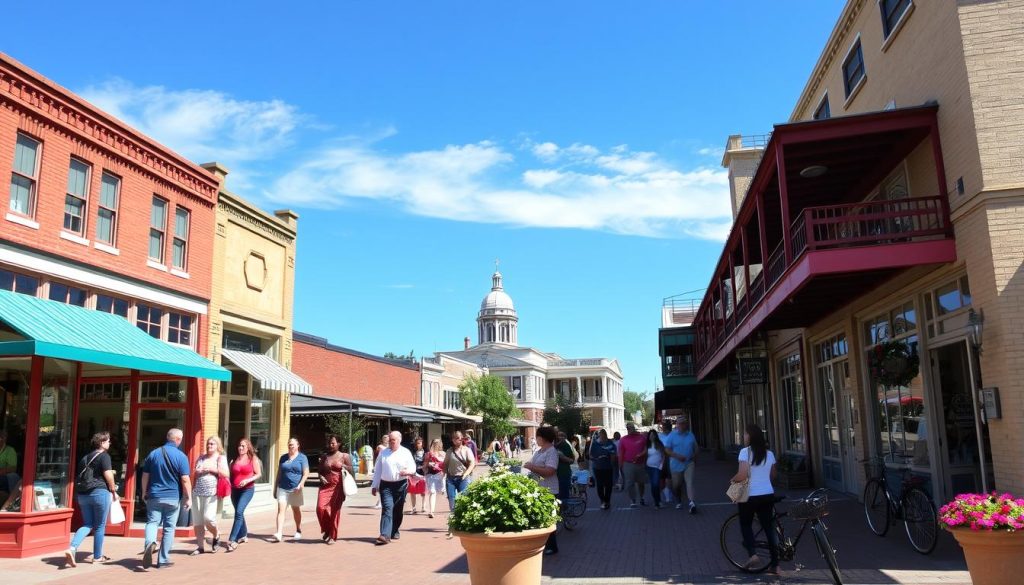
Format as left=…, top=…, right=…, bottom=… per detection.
left=455, top=525, right=556, bottom=585
left=948, top=528, right=1024, bottom=585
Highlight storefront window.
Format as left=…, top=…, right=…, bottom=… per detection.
left=77, top=381, right=131, bottom=496
left=0, top=357, right=31, bottom=512
left=250, top=384, right=273, bottom=484
left=815, top=334, right=849, bottom=461
left=35, top=359, right=74, bottom=510
left=140, top=380, right=186, bottom=403
left=778, top=354, right=805, bottom=452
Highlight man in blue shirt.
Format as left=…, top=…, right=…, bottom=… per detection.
left=663, top=417, right=699, bottom=514
left=140, top=428, right=192, bottom=569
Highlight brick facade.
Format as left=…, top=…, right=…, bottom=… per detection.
left=292, top=332, right=421, bottom=405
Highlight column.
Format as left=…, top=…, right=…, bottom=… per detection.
left=575, top=376, right=582, bottom=404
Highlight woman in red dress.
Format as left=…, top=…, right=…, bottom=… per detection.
left=316, top=435, right=353, bottom=544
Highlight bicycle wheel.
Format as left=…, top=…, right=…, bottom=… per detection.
left=720, top=512, right=773, bottom=573
left=863, top=479, right=890, bottom=536
left=562, top=498, right=585, bottom=531
left=812, top=520, right=843, bottom=585
left=902, top=487, right=938, bottom=555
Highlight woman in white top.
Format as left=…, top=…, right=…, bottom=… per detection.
left=523, top=426, right=560, bottom=556
left=729, top=424, right=778, bottom=574
left=645, top=430, right=666, bottom=509
left=191, top=436, right=229, bottom=555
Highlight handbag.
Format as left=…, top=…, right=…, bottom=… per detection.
left=75, top=450, right=103, bottom=493
left=341, top=468, right=358, bottom=497
left=108, top=493, right=125, bottom=525
left=726, top=449, right=753, bottom=504
left=216, top=455, right=231, bottom=498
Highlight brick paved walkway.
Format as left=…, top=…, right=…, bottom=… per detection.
left=0, top=460, right=970, bottom=584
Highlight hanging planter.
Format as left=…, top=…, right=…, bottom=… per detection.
left=869, top=340, right=919, bottom=388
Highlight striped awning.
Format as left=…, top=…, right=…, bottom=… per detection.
left=220, top=348, right=312, bottom=395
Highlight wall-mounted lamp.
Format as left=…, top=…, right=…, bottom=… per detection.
left=966, top=308, right=984, bottom=352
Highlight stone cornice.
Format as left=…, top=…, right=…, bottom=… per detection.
left=0, top=53, right=219, bottom=203
left=217, top=196, right=295, bottom=245
left=790, top=0, right=867, bottom=122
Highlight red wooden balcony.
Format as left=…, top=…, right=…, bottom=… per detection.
left=694, top=106, right=956, bottom=379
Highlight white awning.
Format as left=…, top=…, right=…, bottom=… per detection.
left=220, top=348, right=313, bottom=395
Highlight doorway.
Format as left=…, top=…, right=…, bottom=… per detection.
left=931, top=341, right=993, bottom=501
left=132, top=408, right=186, bottom=522
left=815, top=333, right=857, bottom=494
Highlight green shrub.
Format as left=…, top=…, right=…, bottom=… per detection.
left=449, top=465, right=559, bottom=534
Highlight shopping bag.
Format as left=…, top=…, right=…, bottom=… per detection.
left=108, top=496, right=125, bottom=525
left=407, top=474, right=426, bottom=496
left=342, top=469, right=358, bottom=497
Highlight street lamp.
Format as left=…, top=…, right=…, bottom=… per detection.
left=966, top=308, right=984, bottom=352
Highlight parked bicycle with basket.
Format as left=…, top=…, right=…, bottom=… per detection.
left=861, top=456, right=938, bottom=554
left=561, top=469, right=589, bottom=531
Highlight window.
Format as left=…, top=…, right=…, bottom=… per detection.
left=9, top=133, right=41, bottom=216
left=48, top=282, right=88, bottom=307
left=842, top=39, right=866, bottom=98
left=778, top=354, right=805, bottom=452
left=64, top=158, right=90, bottom=235
left=172, top=207, right=190, bottom=270
left=0, top=268, right=38, bottom=295
left=924, top=275, right=972, bottom=338
left=813, top=94, right=831, bottom=120
left=136, top=303, right=163, bottom=338
left=444, top=389, right=461, bottom=411
left=167, top=312, right=193, bottom=347
left=95, top=293, right=129, bottom=318
left=149, top=197, right=167, bottom=262
left=96, top=172, right=120, bottom=245
left=880, top=0, right=912, bottom=38
left=511, top=376, right=522, bottom=400
left=140, top=380, right=185, bottom=403
left=814, top=334, right=849, bottom=462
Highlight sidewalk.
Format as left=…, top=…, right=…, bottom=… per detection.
left=0, top=459, right=971, bottom=585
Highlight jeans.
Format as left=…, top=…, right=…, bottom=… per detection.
left=144, top=498, right=180, bottom=566
left=557, top=475, right=571, bottom=504
left=229, top=487, right=254, bottom=542
left=379, top=480, right=408, bottom=538
left=593, top=468, right=613, bottom=505
left=739, top=494, right=779, bottom=567
left=70, top=490, right=112, bottom=558
left=446, top=475, right=471, bottom=512
left=646, top=466, right=662, bottom=506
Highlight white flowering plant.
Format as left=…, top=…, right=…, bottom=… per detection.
left=448, top=463, right=560, bottom=534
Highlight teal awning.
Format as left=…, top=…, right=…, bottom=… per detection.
left=0, top=289, right=230, bottom=381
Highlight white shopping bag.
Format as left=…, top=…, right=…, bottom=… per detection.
left=109, top=496, right=125, bottom=525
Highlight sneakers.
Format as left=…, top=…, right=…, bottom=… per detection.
left=675, top=503, right=684, bottom=510
left=600, top=502, right=609, bottom=510
left=374, top=502, right=382, bottom=509
left=629, top=502, right=637, bottom=508
left=142, top=541, right=158, bottom=569
left=272, top=533, right=283, bottom=543
left=743, top=554, right=761, bottom=570
left=292, top=532, right=302, bottom=541
left=689, top=502, right=698, bottom=515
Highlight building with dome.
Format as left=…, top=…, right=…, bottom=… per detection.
left=421, top=270, right=626, bottom=440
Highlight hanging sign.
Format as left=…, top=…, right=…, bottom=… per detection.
left=738, top=358, right=768, bottom=385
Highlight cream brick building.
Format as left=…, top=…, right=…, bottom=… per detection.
left=201, top=163, right=309, bottom=506
left=689, top=0, right=1024, bottom=502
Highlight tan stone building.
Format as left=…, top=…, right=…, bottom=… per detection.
left=690, top=0, right=1024, bottom=502
left=200, top=163, right=310, bottom=503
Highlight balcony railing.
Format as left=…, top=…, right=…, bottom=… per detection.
left=548, top=359, right=604, bottom=367
left=665, top=363, right=695, bottom=377
left=697, top=195, right=951, bottom=366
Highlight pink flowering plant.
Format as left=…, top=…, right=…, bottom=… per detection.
left=939, top=493, right=1024, bottom=531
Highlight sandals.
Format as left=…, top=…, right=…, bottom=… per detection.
left=64, top=549, right=77, bottom=568
left=188, top=549, right=204, bottom=556
left=226, top=542, right=238, bottom=552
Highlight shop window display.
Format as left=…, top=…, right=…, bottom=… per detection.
left=0, top=357, right=31, bottom=512
left=34, top=359, right=74, bottom=510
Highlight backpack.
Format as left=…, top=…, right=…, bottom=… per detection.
left=75, top=450, right=103, bottom=493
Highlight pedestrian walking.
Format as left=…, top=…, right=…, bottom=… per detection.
left=443, top=430, right=476, bottom=537
left=316, top=435, right=353, bottom=545
left=140, top=428, right=192, bottom=570
left=422, top=438, right=446, bottom=519
left=65, top=431, right=118, bottom=567
left=273, top=437, right=310, bottom=542
left=408, top=437, right=426, bottom=514
left=618, top=423, right=648, bottom=507
left=588, top=429, right=616, bottom=509
left=664, top=417, right=699, bottom=513
left=359, top=442, right=373, bottom=476
left=730, top=424, right=778, bottom=574
left=226, top=438, right=261, bottom=552
left=658, top=419, right=674, bottom=504
left=371, top=431, right=417, bottom=545
left=529, top=435, right=538, bottom=454
left=553, top=430, right=575, bottom=506
left=373, top=435, right=387, bottom=509
left=523, top=426, right=560, bottom=555
left=464, top=429, right=479, bottom=461
left=190, top=436, right=229, bottom=555
left=646, top=430, right=667, bottom=509
left=611, top=431, right=622, bottom=490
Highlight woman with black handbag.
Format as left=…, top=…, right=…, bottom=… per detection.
left=65, top=431, right=118, bottom=567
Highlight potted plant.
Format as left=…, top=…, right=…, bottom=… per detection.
left=939, top=492, right=1024, bottom=584
left=449, top=463, right=560, bottom=585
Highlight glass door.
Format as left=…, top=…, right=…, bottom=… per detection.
left=132, top=408, right=186, bottom=522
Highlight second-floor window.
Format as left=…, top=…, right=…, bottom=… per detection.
left=136, top=303, right=163, bottom=338
left=813, top=94, right=831, bottom=120
left=96, top=172, right=120, bottom=246
left=9, top=133, right=41, bottom=217
left=149, top=197, right=167, bottom=262
left=842, top=39, right=866, bottom=98
left=48, top=282, right=88, bottom=307
left=64, top=158, right=91, bottom=235
left=96, top=293, right=129, bottom=318
left=172, top=207, right=190, bottom=270
left=880, top=0, right=912, bottom=39
left=0, top=268, right=38, bottom=296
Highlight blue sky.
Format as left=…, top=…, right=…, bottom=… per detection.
left=4, top=1, right=844, bottom=396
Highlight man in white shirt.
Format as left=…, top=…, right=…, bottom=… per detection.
left=371, top=431, right=416, bottom=544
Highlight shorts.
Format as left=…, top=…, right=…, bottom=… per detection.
left=425, top=473, right=444, bottom=494
left=276, top=486, right=303, bottom=507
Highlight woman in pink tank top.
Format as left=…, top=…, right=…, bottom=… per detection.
left=226, top=438, right=261, bottom=552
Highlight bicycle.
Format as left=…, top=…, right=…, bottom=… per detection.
left=561, top=470, right=589, bottom=531
left=861, top=457, right=938, bottom=554
left=721, top=489, right=843, bottom=585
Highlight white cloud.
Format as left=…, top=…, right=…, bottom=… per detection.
left=271, top=138, right=732, bottom=240
left=697, top=146, right=725, bottom=157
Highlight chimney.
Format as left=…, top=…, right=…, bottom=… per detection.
left=274, top=209, right=299, bottom=228
left=199, top=161, right=230, bottom=190
left=464, top=337, right=470, bottom=350
left=721, top=135, right=765, bottom=220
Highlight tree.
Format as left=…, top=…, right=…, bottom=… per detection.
left=325, top=413, right=368, bottom=451
left=543, top=393, right=591, bottom=436
left=623, top=390, right=653, bottom=426
left=384, top=350, right=416, bottom=362
left=459, top=374, right=521, bottom=442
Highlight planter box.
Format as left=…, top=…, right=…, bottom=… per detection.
left=456, top=526, right=555, bottom=585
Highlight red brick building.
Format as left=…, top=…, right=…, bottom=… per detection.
left=291, top=332, right=420, bottom=405
left=0, top=53, right=228, bottom=557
